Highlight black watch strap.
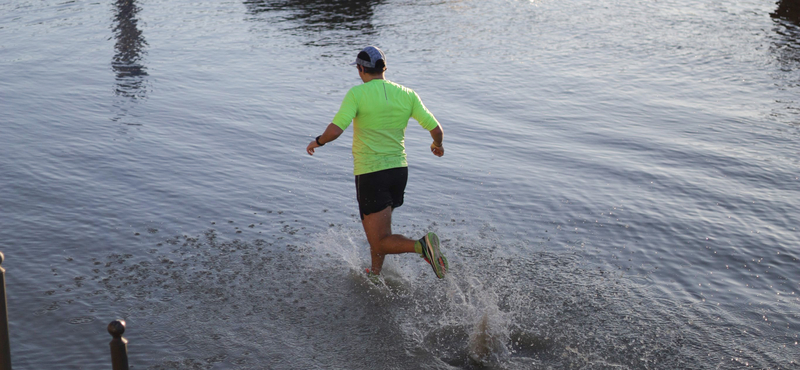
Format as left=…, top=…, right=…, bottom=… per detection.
left=315, top=135, right=325, bottom=146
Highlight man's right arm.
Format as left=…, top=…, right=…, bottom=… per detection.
left=307, top=90, right=355, bottom=156
left=307, top=123, right=344, bottom=156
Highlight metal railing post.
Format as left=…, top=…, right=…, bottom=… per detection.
left=108, top=320, right=129, bottom=370
left=0, top=252, right=11, bottom=370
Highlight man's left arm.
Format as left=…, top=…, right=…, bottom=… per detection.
left=410, top=92, right=444, bottom=157
left=306, top=123, right=344, bottom=156
left=429, top=125, right=444, bottom=157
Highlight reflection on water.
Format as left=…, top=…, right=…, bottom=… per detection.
left=773, top=0, right=800, bottom=23
left=771, top=20, right=800, bottom=69
left=771, top=1, right=800, bottom=123
left=244, top=0, right=383, bottom=46
left=112, top=0, right=148, bottom=99
left=771, top=0, right=800, bottom=64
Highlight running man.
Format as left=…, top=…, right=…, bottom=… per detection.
left=306, top=46, right=448, bottom=279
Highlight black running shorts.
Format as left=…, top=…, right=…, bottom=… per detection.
left=355, top=166, right=408, bottom=219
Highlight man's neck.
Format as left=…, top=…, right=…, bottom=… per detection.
left=362, top=73, right=385, bottom=83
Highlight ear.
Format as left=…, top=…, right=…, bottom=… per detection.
left=357, top=65, right=363, bottom=73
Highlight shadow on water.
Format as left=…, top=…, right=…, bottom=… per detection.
left=112, top=0, right=148, bottom=100
left=243, top=0, right=384, bottom=46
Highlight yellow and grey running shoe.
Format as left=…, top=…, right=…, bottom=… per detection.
left=419, top=232, right=448, bottom=279
left=365, top=268, right=382, bottom=285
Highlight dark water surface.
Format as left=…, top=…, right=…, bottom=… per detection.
left=1, top=0, right=799, bottom=368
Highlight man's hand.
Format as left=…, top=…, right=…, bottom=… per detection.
left=306, top=124, right=345, bottom=156
left=428, top=125, right=444, bottom=157
left=430, top=142, right=444, bottom=157
left=307, top=140, right=321, bottom=155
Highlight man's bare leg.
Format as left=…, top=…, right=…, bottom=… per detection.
left=361, top=206, right=416, bottom=275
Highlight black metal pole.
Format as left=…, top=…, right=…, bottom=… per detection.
left=108, top=320, right=129, bottom=370
left=0, top=252, right=11, bottom=370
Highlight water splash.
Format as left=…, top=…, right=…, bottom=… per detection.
left=33, top=221, right=791, bottom=369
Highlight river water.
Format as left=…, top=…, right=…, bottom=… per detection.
left=1, top=0, right=799, bottom=368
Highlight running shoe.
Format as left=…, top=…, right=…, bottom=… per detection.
left=365, top=268, right=382, bottom=285
left=419, top=232, right=448, bottom=278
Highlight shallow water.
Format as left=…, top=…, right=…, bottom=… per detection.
left=1, top=0, right=799, bottom=368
